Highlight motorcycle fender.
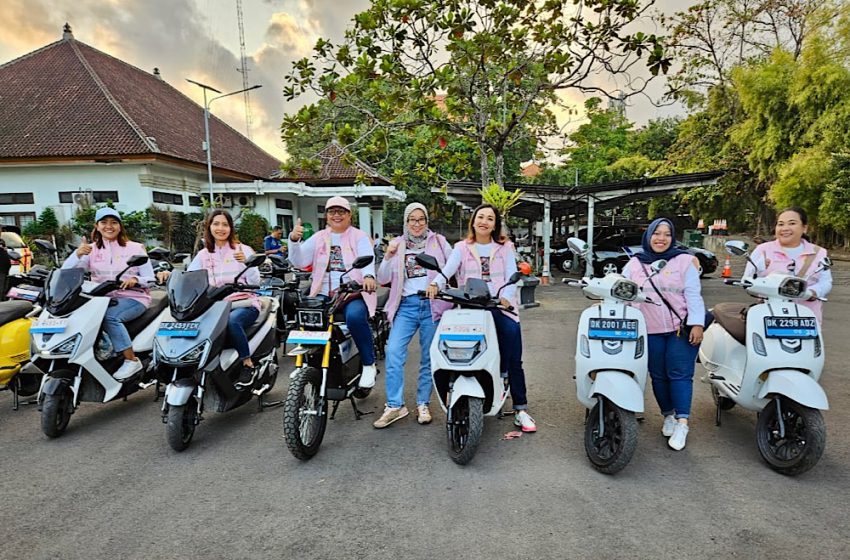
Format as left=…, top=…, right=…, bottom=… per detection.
left=448, top=376, right=485, bottom=409
left=21, top=362, right=45, bottom=377
left=41, top=376, right=71, bottom=396
left=758, top=370, right=829, bottom=410
left=166, top=378, right=197, bottom=406
left=590, top=371, right=644, bottom=413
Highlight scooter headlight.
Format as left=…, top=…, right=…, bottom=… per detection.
left=440, top=339, right=486, bottom=364
left=611, top=279, right=638, bottom=301
left=45, top=333, right=81, bottom=356
left=178, top=340, right=210, bottom=364
left=297, top=309, right=325, bottom=329
left=778, top=278, right=806, bottom=298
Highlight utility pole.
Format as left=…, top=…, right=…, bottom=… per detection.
left=236, top=0, right=253, bottom=140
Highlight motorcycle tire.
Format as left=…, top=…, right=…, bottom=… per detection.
left=283, top=366, right=327, bottom=460
left=584, top=397, right=638, bottom=474
left=166, top=398, right=198, bottom=452
left=756, top=398, right=826, bottom=476
left=711, top=385, right=735, bottom=410
left=447, top=396, right=484, bottom=465
left=41, top=387, right=73, bottom=438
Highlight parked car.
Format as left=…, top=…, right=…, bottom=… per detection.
left=1, top=229, right=32, bottom=276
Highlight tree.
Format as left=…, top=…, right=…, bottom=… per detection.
left=237, top=211, right=269, bottom=253
left=283, top=0, right=670, bottom=188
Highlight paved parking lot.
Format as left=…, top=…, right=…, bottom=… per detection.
left=1, top=253, right=848, bottom=559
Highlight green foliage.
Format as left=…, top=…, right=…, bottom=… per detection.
left=22, top=207, right=60, bottom=238
left=479, top=183, right=524, bottom=219
left=236, top=210, right=269, bottom=252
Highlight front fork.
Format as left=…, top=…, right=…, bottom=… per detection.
left=160, top=368, right=205, bottom=425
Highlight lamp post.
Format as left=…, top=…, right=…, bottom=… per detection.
left=186, top=79, right=262, bottom=208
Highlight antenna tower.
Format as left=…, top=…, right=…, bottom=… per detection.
left=236, top=0, right=253, bottom=139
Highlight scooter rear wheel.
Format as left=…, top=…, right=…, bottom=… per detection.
left=585, top=398, right=638, bottom=474
left=283, top=366, right=327, bottom=460
left=166, top=398, right=198, bottom=452
left=41, top=387, right=72, bottom=438
left=447, top=396, right=484, bottom=465
left=756, top=398, right=825, bottom=476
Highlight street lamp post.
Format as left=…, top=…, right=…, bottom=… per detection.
left=186, top=79, right=262, bottom=208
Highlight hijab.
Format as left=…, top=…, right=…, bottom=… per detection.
left=636, top=218, right=690, bottom=264
left=403, top=202, right=429, bottom=250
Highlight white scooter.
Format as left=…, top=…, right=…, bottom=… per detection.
left=30, top=256, right=168, bottom=437
left=414, top=253, right=529, bottom=465
left=699, top=240, right=830, bottom=476
left=565, top=237, right=664, bottom=474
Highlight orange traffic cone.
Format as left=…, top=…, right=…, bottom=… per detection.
left=721, top=254, right=732, bottom=278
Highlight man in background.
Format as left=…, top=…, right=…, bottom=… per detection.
left=264, top=225, right=285, bottom=257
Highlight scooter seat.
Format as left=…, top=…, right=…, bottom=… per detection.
left=0, top=300, right=33, bottom=325
left=712, top=302, right=749, bottom=346
left=376, top=287, right=390, bottom=310
left=125, top=291, right=169, bottom=339
left=245, top=296, right=273, bottom=339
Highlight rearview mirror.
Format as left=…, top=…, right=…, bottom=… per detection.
left=508, top=271, right=523, bottom=285
left=567, top=237, right=588, bottom=255
left=7, top=250, right=21, bottom=260
left=351, top=255, right=374, bottom=269
left=725, top=240, right=748, bottom=257
left=34, top=239, right=56, bottom=254
left=414, top=253, right=440, bottom=271
left=821, top=257, right=833, bottom=271
left=650, top=259, right=667, bottom=274
left=126, top=255, right=149, bottom=267
left=244, top=254, right=267, bottom=268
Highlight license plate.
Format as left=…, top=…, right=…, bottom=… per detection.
left=588, top=318, right=638, bottom=340
left=286, top=330, right=331, bottom=345
left=764, top=317, right=818, bottom=339
left=31, top=318, right=68, bottom=334
left=157, top=322, right=201, bottom=337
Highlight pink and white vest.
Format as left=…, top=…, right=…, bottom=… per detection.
left=194, top=243, right=261, bottom=312
left=88, top=240, right=151, bottom=308
left=751, top=239, right=828, bottom=323
left=308, top=227, right=377, bottom=317
left=456, top=240, right=519, bottom=322
left=382, top=231, right=452, bottom=324
left=627, top=254, right=695, bottom=334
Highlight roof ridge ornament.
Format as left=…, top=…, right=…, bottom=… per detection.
left=62, top=23, right=74, bottom=40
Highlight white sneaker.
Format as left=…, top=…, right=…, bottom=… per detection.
left=514, top=410, right=537, bottom=433
left=668, top=422, right=690, bottom=451
left=359, top=364, right=377, bottom=388
left=113, top=359, right=143, bottom=381
left=662, top=415, right=677, bottom=437
left=417, top=404, right=432, bottom=425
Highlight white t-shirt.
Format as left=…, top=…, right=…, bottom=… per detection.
left=401, top=248, right=430, bottom=297
left=286, top=229, right=376, bottom=296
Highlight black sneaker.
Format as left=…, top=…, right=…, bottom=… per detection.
left=235, top=365, right=257, bottom=389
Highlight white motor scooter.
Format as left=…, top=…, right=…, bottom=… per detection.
left=565, top=237, right=664, bottom=474
left=414, top=253, right=529, bottom=465
left=700, top=240, right=830, bottom=476
left=29, top=256, right=168, bottom=437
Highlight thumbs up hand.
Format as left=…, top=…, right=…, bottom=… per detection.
left=290, top=218, right=304, bottom=242
left=385, top=238, right=401, bottom=259
left=77, top=236, right=92, bottom=257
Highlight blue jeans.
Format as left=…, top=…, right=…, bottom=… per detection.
left=490, top=310, right=527, bottom=410
left=384, top=296, right=437, bottom=408
left=343, top=298, right=375, bottom=366
left=228, top=306, right=260, bottom=360
left=647, top=332, right=699, bottom=419
left=104, top=298, right=146, bottom=353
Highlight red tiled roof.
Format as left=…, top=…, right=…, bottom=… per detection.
left=0, top=32, right=281, bottom=179
left=276, top=142, right=393, bottom=186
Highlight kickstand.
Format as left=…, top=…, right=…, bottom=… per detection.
left=348, top=396, right=373, bottom=420
left=257, top=394, right=283, bottom=412
left=329, top=399, right=341, bottom=420
left=715, top=403, right=722, bottom=426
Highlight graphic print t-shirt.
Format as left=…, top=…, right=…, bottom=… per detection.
left=476, top=243, right=492, bottom=282
left=402, top=248, right=429, bottom=297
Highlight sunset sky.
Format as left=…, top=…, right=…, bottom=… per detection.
left=0, top=0, right=697, bottom=163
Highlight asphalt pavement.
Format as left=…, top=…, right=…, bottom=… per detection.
left=1, top=253, right=848, bottom=559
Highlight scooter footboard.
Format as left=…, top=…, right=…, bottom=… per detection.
left=166, top=379, right=197, bottom=406
left=757, top=369, right=829, bottom=410
left=589, top=371, right=644, bottom=413
left=448, top=376, right=485, bottom=409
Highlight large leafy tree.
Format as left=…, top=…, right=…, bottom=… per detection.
left=283, top=0, right=670, bottom=188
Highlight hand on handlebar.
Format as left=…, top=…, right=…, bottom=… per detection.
left=425, top=283, right=439, bottom=299
left=156, top=270, right=171, bottom=285
left=362, top=276, right=377, bottom=293
left=499, top=297, right=512, bottom=310
left=120, top=276, right=138, bottom=290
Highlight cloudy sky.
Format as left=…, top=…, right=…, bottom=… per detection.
left=0, top=0, right=697, bottom=162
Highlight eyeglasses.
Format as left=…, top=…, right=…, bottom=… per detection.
left=407, top=218, right=427, bottom=225
left=326, top=208, right=349, bottom=216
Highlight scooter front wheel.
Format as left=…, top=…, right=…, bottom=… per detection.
left=447, top=396, right=484, bottom=465
left=585, top=398, right=638, bottom=474
left=41, top=386, right=73, bottom=438
left=756, top=398, right=826, bottom=476
left=166, top=398, right=198, bottom=452
left=283, top=366, right=327, bottom=460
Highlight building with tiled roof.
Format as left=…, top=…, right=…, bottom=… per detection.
left=275, top=142, right=393, bottom=186
left=0, top=25, right=403, bottom=241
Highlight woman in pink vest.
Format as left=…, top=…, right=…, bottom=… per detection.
left=427, top=203, right=537, bottom=433
left=62, top=207, right=155, bottom=381
left=623, top=218, right=706, bottom=451
left=372, top=202, right=452, bottom=429
left=742, top=207, right=831, bottom=324
left=287, top=196, right=379, bottom=389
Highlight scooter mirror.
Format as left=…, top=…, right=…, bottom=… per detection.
left=244, top=254, right=267, bottom=268
left=126, top=255, right=149, bottom=267
left=518, top=261, right=533, bottom=276
left=650, top=259, right=667, bottom=274
left=725, top=240, right=748, bottom=256
left=7, top=250, right=21, bottom=260
left=34, top=239, right=56, bottom=254
left=567, top=237, right=588, bottom=255
left=414, top=253, right=440, bottom=271
left=173, top=253, right=190, bottom=263
left=351, top=255, right=374, bottom=269
left=508, top=271, right=523, bottom=285
left=821, top=257, right=833, bottom=270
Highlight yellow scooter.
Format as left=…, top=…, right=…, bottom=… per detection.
left=0, top=300, right=41, bottom=409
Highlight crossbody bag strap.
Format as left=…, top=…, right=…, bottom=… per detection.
left=797, top=251, right=818, bottom=278
left=642, top=263, right=686, bottom=332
